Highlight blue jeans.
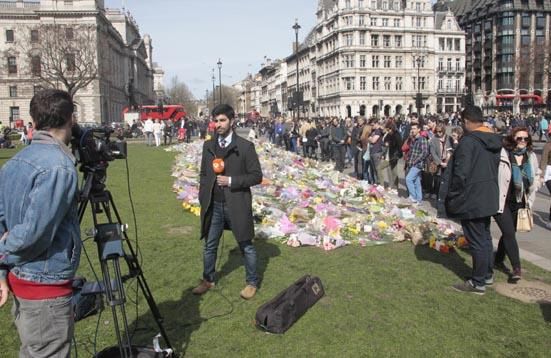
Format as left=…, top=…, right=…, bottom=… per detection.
left=406, top=166, right=423, bottom=202
left=203, top=201, right=258, bottom=286
left=12, top=295, right=74, bottom=358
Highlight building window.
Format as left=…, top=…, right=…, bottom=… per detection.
left=66, top=27, right=74, bottom=40
left=359, top=32, right=366, bottom=45
left=416, top=2, right=421, bottom=11
left=447, top=19, right=452, bottom=30
left=371, top=34, right=379, bottom=47
left=343, top=54, right=355, bottom=68
left=344, top=33, right=353, bottom=46
left=394, top=35, right=402, bottom=47
left=371, top=0, right=377, bottom=9
left=359, top=0, right=365, bottom=8
left=384, top=76, right=391, bottom=90
left=66, top=53, right=76, bottom=71
left=419, top=77, right=426, bottom=90
left=64, top=0, right=74, bottom=5
left=382, top=18, right=389, bottom=27
left=395, top=56, right=402, bottom=68
left=370, top=17, right=377, bottom=26
left=382, top=1, right=388, bottom=9
left=30, top=29, right=39, bottom=43
left=31, top=56, right=41, bottom=76
left=360, top=76, right=367, bottom=90
left=345, top=0, right=351, bottom=10
left=10, top=107, right=20, bottom=122
left=343, top=77, right=355, bottom=90
left=438, top=79, right=443, bottom=90
left=372, top=55, right=379, bottom=67
left=384, top=56, right=391, bottom=68
left=394, top=19, right=401, bottom=27
left=416, top=17, right=422, bottom=28
left=439, top=38, right=445, bottom=51
left=360, top=55, right=366, bottom=67
left=455, top=58, right=461, bottom=71
left=521, top=13, right=531, bottom=28
left=395, top=77, right=402, bottom=90
left=438, top=58, right=443, bottom=71
left=6, top=29, right=14, bottom=43
left=454, top=38, right=461, bottom=51
left=7, top=56, right=17, bottom=74
left=372, top=77, right=379, bottom=90
left=9, top=86, right=17, bottom=97
left=359, top=15, right=365, bottom=26
left=383, top=35, right=390, bottom=47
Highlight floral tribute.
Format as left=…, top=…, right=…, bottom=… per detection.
left=169, top=140, right=466, bottom=252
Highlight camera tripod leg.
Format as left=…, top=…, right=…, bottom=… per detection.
left=101, top=258, right=133, bottom=358
left=79, top=187, right=175, bottom=355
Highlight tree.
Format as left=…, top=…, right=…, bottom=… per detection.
left=165, top=76, right=198, bottom=117
left=206, top=85, right=240, bottom=111
left=19, top=24, right=101, bottom=98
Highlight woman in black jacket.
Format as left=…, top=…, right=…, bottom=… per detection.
left=379, top=120, right=402, bottom=191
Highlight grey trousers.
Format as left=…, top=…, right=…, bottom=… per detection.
left=12, top=295, right=74, bottom=358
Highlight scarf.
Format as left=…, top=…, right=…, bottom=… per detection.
left=511, top=148, right=533, bottom=197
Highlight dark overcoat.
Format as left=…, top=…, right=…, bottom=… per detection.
left=199, top=133, right=263, bottom=242
left=444, top=129, right=502, bottom=220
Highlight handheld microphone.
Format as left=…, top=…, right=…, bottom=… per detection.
left=212, top=158, right=225, bottom=174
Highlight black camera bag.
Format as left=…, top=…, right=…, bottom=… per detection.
left=255, top=275, right=325, bottom=334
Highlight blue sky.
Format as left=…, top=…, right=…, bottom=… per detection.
left=105, top=0, right=318, bottom=98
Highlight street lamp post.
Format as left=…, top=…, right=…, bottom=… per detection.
left=415, top=56, right=423, bottom=116
left=212, top=69, right=216, bottom=107
left=293, top=19, right=301, bottom=121
left=217, top=59, right=223, bottom=105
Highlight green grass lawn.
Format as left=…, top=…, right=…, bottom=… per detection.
left=1, top=143, right=550, bottom=357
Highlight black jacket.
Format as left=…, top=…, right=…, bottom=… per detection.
left=199, top=133, right=263, bottom=242
left=444, top=128, right=502, bottom=220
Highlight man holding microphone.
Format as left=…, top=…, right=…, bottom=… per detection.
left=193, top=104, right=263, bottom=299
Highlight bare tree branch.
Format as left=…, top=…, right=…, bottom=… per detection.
left=18, top=24, right=100, bottom=98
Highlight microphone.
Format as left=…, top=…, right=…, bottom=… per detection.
left=212, top=158, right=225, bottom=174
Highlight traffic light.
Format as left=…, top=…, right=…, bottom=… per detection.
left=415, top=93, right=423, bottom=110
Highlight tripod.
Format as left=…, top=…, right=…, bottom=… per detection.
left=78, top=165, right=174, bottom=357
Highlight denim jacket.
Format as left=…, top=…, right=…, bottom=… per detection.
left=0, top=131, right=81, bottom=283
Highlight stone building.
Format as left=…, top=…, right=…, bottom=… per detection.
left=313, top=0, right=466, bottom=118
left=0, top=0, right=157, bottom=125
left=448, top=0, right=551, bottom=113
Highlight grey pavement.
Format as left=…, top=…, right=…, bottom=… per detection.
left=235, top=128, right=551, bottom=271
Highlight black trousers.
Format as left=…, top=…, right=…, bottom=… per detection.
left=461, top=217, right=493, bottom=287
left=333, top=144, right=345, bottom=172
left=493, top=202, right=521, bottom=270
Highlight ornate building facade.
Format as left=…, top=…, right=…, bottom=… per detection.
left=0, top=0, right=158, bottom=124
left=448, top=0, right=551, bottom=113
left=240, top=0, right=466, bottom=119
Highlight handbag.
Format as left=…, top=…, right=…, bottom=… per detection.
left=516, top=195, right=533, bottom=233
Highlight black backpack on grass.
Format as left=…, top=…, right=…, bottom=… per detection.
left=255, top=275, right=325, bottom=334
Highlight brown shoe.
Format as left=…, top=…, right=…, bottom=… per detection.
left=192, top=280, right=214, bottom=295
left=240, top=285, right=257, bottom=300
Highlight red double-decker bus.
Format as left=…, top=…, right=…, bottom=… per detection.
left=123, top=105, right=186, bottom=122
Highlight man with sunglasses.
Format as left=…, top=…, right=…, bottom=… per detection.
left=444, top=105, right=502, bottom=295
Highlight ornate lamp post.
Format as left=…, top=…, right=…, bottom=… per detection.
left=217, top=59, right=223, bottom=105
left=293, top=19, right=301, bottom=121
left=212, top=69, right=216, bottom=107
left=415, top=56, right=423, bottom=115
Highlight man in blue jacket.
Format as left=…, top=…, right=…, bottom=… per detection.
left=445, top=105, right=501, bottom=295
left=0, top=89, right=80, bottom=357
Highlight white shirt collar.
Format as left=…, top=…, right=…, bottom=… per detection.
left=219, top=132, right=233, bottom=146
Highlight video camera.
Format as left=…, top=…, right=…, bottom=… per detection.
left=72, top=124, right=127, bottom=166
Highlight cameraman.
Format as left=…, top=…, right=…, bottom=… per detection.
left=0, top=89, right=80, bottom=357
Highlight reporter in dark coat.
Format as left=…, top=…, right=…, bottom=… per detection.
left=194, top=104, right=263, bottom=300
